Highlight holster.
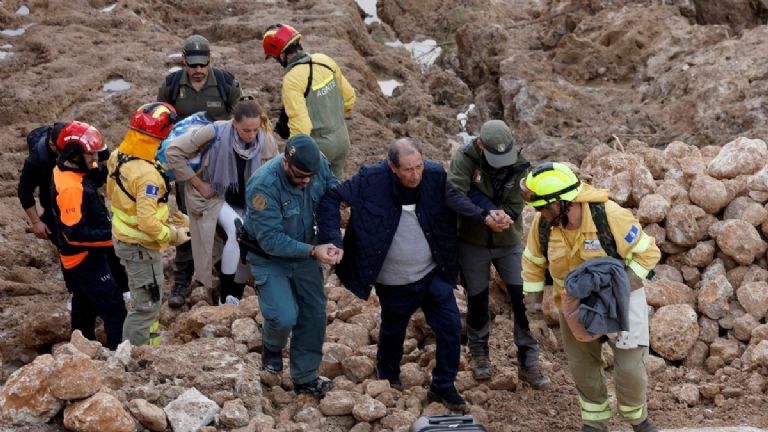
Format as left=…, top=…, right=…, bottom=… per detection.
left=235, top=219, right=271, bottom=262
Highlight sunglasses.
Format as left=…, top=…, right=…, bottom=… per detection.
left=288, top=163, right=314, bottom=180
left=187, top=62, right=209, bottom=69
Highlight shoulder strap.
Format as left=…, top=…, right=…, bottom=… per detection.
left=165, top=70, right=183, bottom=107
left=537, top=202, right=619, bottom=261
left=589, top=202, right=620, bottom=260
left=110, top=153, right=170, bottom=203
left=212, top=68, right=235, bottom=109
left=303, top=59, right=335, bottom=98
left=538, top=217, right=552, bottom=261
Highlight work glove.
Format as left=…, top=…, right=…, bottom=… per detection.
left=170, top=210, right=190, bottom=229
left=275, top=107, right=290, bottom=139
left=169, top=225, right=191, bottom=246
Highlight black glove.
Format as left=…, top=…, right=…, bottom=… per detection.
left=275, top=107, right=290, bottom=140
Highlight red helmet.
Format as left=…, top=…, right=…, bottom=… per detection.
left=262, top=23, right=301, bottom=59
left=56, top=121, right=106, bottom=153
left=129, top=102, right=177, bottom=139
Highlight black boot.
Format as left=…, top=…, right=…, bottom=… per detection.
left=167, top=283, right=189, bottom=308
left=219, top=273, right=239, bottom=305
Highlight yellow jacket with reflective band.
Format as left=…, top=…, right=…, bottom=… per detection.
left=106, top=130, right=171, bottom=251
left=522, top=184, right=660, bottom=308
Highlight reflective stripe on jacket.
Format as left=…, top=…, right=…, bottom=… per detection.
left=52, top=167, right=114, bottom=269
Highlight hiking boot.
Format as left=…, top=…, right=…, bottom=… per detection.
left=427, top=385, right=467, bottom=411
left=518, top=365, right=551, bottom=390
left=632, top=418, right=658, bottom=432
left=470, top=355, right=492, bottom=381
left=581, top=424, right=608, bottom=432
left=294, top=376, right=333, bottom=396
left=261, top=346, right=283, bottom=374
left=374, top=364, right=402, bottom=388
left=167, top=284, right=188, bottom=309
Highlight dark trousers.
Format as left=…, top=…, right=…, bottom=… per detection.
left=173, top=181, right=194, bottom=289
left=375, top=271, right=461, bottom=390
left=69, top=251, right=128, bottom=350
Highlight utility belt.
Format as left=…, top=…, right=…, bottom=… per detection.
left=234, top=219, right=271, bottom=261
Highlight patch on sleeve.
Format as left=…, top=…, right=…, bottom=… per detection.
left=624, top=225, right=640, bottom=244
left=251, top=194, right=267, bottom=211
left=145, top=184, right=159, bottom=198
left=584, top=239, right=602, bottom=250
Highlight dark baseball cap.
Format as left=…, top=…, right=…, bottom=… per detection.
left=480, top=120, right=518, bottom=168
left=183, top=35, right=210, bottom=65
left=285, top=134, right=321, bottom=173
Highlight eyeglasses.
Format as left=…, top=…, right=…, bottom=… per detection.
left=239, top=95, right=255, bottom=102
left=288, top=163, right=314, bottom=180
left=187, top=62, right=209, bottom=69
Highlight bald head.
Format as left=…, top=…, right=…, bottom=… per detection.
left=387, top=138, right=422, bottom=168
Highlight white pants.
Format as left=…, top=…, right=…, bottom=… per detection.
left=217, top=203, right=251, bottom=283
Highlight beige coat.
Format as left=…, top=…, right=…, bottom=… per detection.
left=166, top=123, right=278, bottom=288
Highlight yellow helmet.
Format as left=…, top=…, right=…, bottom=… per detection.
left=521, top=162, right=582, bottom=208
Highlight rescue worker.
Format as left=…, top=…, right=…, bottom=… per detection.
left=157, top=34, right=242, bottom=308
left=262, top=23, right=356, bottom=178
left=51, top=121, right=127, bottom=349
left=107, top=102, right=191, bottom=346
left=521, top=162, right=660, bottom=432
left=243, top=134, right=340, bottom=396
left=447, top=120, right=549, bottom=388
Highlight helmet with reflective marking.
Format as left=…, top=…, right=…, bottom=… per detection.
left=262, top=23, right=302, bottom=59
left=521, top=162, right=582, bottom=208
left=56, top=121, right=106, bottom=153
left=129, top=102, right=177, bottom=139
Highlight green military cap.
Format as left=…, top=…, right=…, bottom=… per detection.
left=285, top=134, right=321, bottom=173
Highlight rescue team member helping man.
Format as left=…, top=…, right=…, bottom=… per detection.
left=158, top=34, right=242, bottom=309
left=447, top=120, right=549, bottom=388
left=51, top=122, right=127, bottom=350
left=318, top=138, right=467, bottom=410
left=166, top=96, right=278, bottom=305
left=107, top=103, right=191, bottom=346
left=243, top=134, right=340, bottom=396
left=262, top=23, right=356, bottom=178
left=520, top=162, right=660, bottom=432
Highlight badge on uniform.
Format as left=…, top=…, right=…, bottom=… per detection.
left=624, top=225, right=639, bottom=244
left=584, top=239, right=602, bottom=250
left=251, top=194, right=267, bottom=211
left=145, top=184, right=159, bottom=198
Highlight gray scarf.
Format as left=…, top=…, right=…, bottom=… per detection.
left=205, top=121, right=263, bottom=196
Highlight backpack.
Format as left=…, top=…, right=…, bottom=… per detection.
left=156, top=111, right=214, bottom=181
left=164, top=68, right=236, bottom=111
left=26, top=125, right=54, bottom=166
left=538, top=202, right=621, bottom=261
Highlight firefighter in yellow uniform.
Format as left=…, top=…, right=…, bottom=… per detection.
left=520, top=162, right=660, bottom=432
left=107, top=102, right=190, bottom=346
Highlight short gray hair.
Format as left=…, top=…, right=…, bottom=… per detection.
left=387, top=138, right=422, bottom=168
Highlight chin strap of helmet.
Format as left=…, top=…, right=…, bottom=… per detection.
left=550, top=200, right=571, bottom=228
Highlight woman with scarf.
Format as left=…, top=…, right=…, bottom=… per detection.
left=166, top=96, right=278, bottom=305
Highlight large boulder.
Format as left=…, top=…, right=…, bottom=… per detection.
left=63, top=392, right=137, bottom=432
left=707, top=137, right=768, bottom=179
left=716, top=219, right=766, bottom=265
left=650, top=304, right=699, bottom=361
left=0, top=354, right=63, bottom=426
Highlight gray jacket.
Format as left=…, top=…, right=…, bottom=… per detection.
left=564, top=257, right=630, bottom=337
